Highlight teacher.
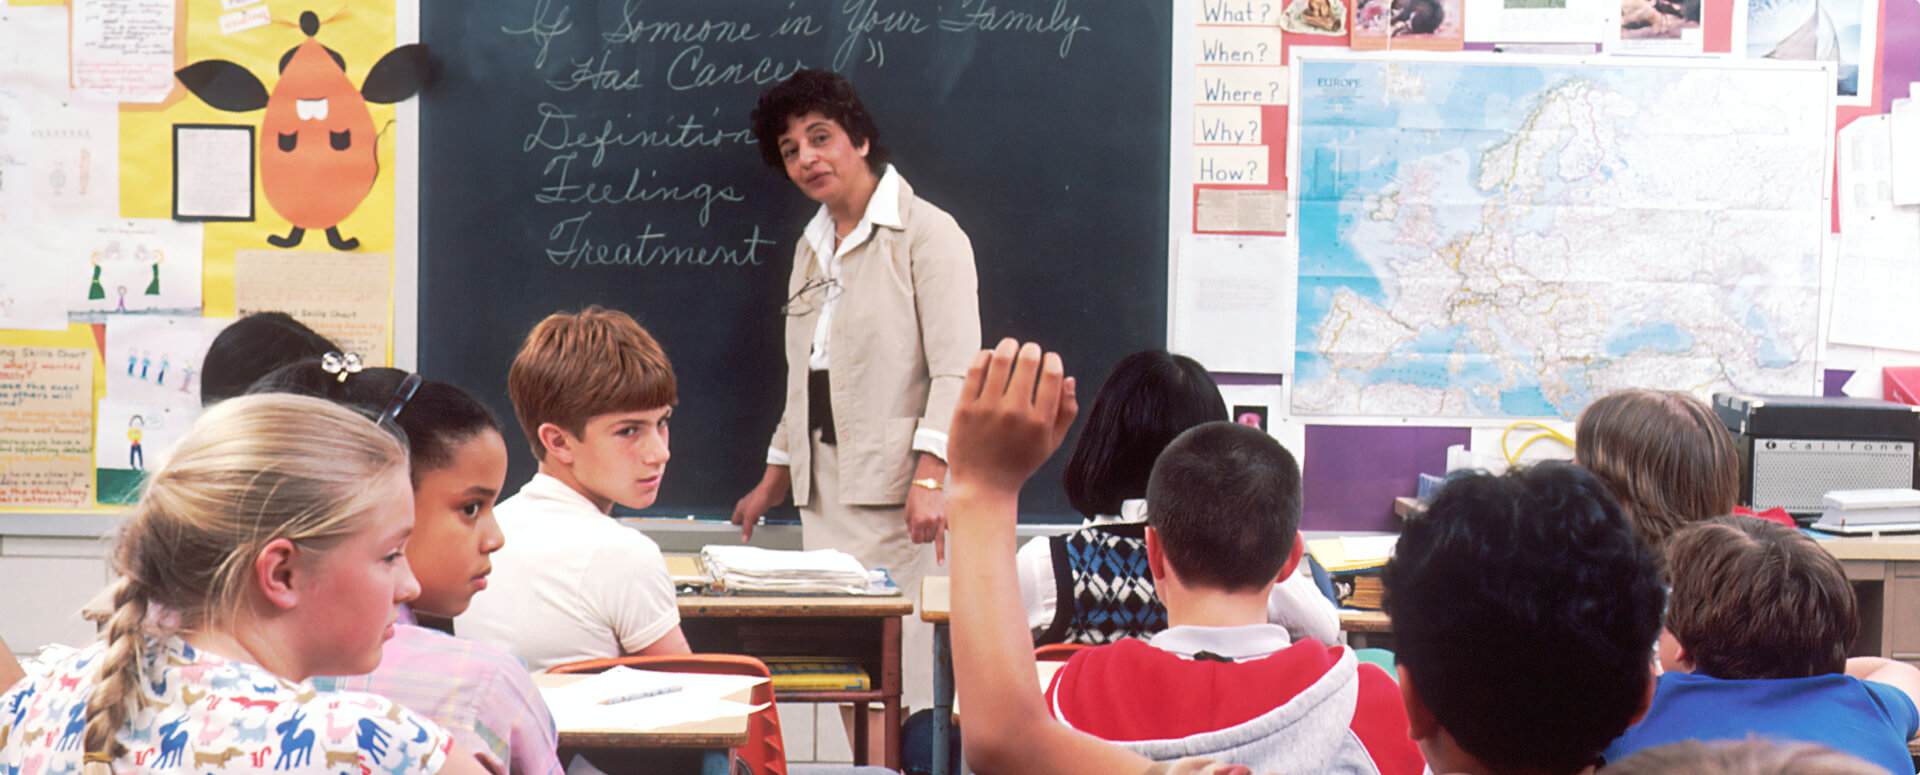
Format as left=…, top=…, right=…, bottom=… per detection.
left=732, top=70, right=979, bottom=612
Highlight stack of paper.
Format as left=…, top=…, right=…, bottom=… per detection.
left=1811, top=489, right=1920, bottom=534
left=539, top=666, right=766, bottom=733
left=1308, top=535, right=1397, bottom=573
left=699, top=545, right=874, bottom=595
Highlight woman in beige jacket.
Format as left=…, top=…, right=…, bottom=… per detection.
left=732, top=70, right=981, bottom=721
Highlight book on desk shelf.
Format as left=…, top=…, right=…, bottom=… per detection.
left=761, top=657, right=871, bottom=692
left=1330, top=572, right=1385, bottom=610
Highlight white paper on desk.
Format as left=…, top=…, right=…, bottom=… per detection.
left=1831, top=115, right=1920, bottom=353
left=1888, top=98, right=1920, bottom=206
left=542, top=667, right=766, bottom=732
left=1465, top=0, right=1610, bottom=43
left=1339, top=535, right=1399, bottom=562
left=1171, top=235, right=1296, bottom=374
left=72, top=0, right=177, bottom=103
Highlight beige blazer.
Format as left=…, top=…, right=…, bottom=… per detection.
left=769, top=175, right=981, bottom=506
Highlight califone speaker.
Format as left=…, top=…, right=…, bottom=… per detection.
left=1713, top=393, right=1920, bottom=519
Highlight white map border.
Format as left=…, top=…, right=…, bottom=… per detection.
left=1284, top=50, right=1835, bottom=423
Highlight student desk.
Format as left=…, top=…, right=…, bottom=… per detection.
left=676, top=592, right=914, bottom=770
left=534, top=673, right=750, bottom=775
left=1817, top=533, right=1920, bottom=665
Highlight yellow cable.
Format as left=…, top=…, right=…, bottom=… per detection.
left=1500, top=421, right=1575, bottom=467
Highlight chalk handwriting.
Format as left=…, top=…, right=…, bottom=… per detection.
left=523, top=104, right=753, bottom=168
left=835, top=0, right=929, bottom=70
left=605, top=0, right=761, bottom=44
left=502, top=0, right=572, bottom=70
left=536, top=154, right=745, bottom=226
left=667, top=46, right=807, bottom=91
left=545, top=213, right=775, bottom=269
left=548, top=50, right=644, bottom=92
left=940, top=0, right=1090, bottom=58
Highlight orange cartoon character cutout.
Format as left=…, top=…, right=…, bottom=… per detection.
left=175, top=11, right=431, bottom=250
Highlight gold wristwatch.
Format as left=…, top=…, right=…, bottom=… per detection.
left=911, top=477, right=944, bottom=491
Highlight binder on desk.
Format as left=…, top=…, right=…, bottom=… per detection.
left=1308, top=535, right=1396, bottom=573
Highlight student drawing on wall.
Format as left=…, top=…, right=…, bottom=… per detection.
left=48, top=160, right=64, bottom=195
left=140, top=350, right=152, bottom=380
left=127, top=347, right=138, bottom=376
left=79, top=149, right=89, bottom=196
left=157, top=355, right=170, bottom=386
left=116, top=285, right=129, bottom=312
left=136, top=246, right=163, bottom=295
left=179, top=365, right=196, bottom=393
left=128, top=417, right=145, bottom=471
left=174, top=10, right=431, bottom=251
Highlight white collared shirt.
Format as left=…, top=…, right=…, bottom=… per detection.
left=768, top=165, right=948, bottom=467
left=800, top=164, right=903, bottom=372
left=455, top=473, right=680, bottom=671
left=1147, top=623, right=1295, bottom=662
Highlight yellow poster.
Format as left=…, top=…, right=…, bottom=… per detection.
left=121, top=0, right=403, bottom=329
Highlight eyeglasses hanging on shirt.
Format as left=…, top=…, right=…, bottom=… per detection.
left=780, top=275, right=843, bottom=317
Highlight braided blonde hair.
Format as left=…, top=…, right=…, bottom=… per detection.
left=81, top=394, right=408, bottom=775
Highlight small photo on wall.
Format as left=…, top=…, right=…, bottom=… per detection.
left=1234, top=404, right=1271, bottom=432
left=1353, top=0, right=1467, bottom=49
left=95, top=400, right=193, bottom=505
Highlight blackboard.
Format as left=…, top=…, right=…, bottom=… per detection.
left=418, top=0, right=1170, bottom=522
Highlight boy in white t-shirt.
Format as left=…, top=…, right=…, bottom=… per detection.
left=457, top=305, right=692, bottom=670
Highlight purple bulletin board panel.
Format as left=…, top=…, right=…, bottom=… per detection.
left=1301, top=425, right=1470, bottom=532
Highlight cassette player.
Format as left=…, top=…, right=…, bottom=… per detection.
left=1713, top=393, right=1920, bottom=520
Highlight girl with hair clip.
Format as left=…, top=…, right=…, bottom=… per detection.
left=0, top=395, right=491, bottom=775
left=247, top=358, right=562, bottom=775
left=1574, top=388, right=1742, bottom=551
left=1016, top=349, right=1339, bottom=646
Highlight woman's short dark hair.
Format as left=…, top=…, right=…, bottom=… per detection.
left=1664, top=516, right=1858, bottom=680
left=1062, top=350, right=1227, bottom=519
left=249, top=361, right=500, bottom=482
left=200, top=312, right=338, bottom=405
left=751, top=69, right=891, bottom=175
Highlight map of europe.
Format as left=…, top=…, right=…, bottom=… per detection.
left=1292, top=56, right=1831, bottom=418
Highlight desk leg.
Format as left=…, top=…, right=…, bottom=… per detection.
left=931, top=622, right=953, bottom=775
left=883, top=615, right=902, bottom=771
left=852, top=701, right=871, bottom=767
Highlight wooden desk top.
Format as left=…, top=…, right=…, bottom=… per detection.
left=1814, top=533, right=1920, bottom=562
left=533, top=674, right=751, bottom=749
left=1339, top=609, right=1392, bottom=633
left=921, top=575, right=950, bottom=624
left=676, top=593, right=914, bottom=618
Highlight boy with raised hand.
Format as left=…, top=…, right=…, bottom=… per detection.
left=1603, top=516, right=1920, bottom=773
left=457, top=306, right=692, bottom=670
left=1385, top=462, right=1667, bottom=775
left=947, top=338, right=1249, bottom=775
left=1040, top=420, right=1422, bottom=773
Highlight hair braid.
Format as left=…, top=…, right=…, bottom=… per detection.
left=80, top=576, right=147, bottom=775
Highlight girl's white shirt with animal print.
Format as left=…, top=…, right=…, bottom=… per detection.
left=1, top=636, right=454, bottom=774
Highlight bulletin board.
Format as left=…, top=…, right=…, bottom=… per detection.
left=0, top=0, right=414, bottom=513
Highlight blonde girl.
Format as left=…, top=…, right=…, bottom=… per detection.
left=0, top=395, right=489, bottom=775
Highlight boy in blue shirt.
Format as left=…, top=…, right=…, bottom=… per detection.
left=1605, top=515, right=1920, bottom=772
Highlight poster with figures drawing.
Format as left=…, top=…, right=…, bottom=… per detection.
left=104, top=316, right=231, bottom=410
left=29, top=218, right=206, bottom=322
left=94, top=399, right=192, bottom=504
